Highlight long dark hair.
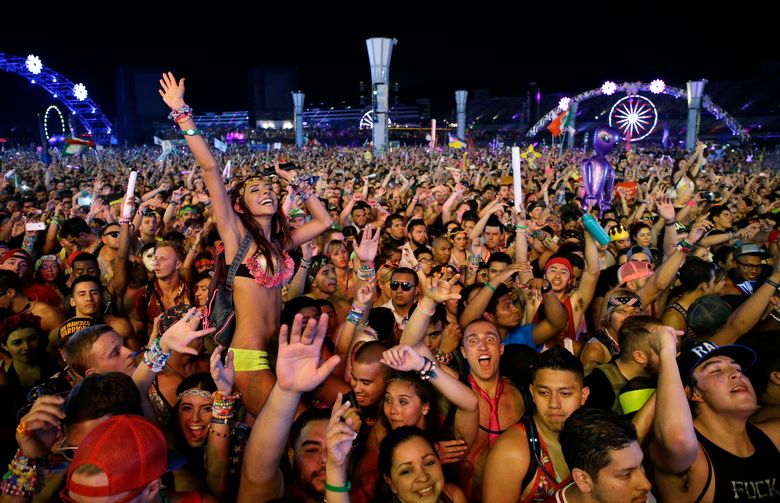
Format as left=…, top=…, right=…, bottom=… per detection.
left=229, top=176, right=292, bottom=275
left=171, top=373, right=217, bottom=475
left=379, top=371, right=440, bottom=440
left=375, top=426, right=440, bottom=502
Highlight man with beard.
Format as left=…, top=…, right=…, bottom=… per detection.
left=483, top=346, right=590, bottom=503
left=238, top=314, right=341, bottom=502
left=545, top=408, right=652, bottom=503
left=406, top=218, right=429, bottom=252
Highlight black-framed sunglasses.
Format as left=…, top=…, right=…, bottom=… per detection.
left=390, top=281, right=415, bottom=291
left=104, top=231, right=121, bottom=238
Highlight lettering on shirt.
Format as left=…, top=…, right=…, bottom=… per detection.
left=731, top=479, right=779, bottom=500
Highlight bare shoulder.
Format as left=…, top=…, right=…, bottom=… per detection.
left=444, top=482, right=468, bottom=503
left=754, top=417, right=780, bottom=449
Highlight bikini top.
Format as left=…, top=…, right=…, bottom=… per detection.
left=235, top=247, right=295, bottom=288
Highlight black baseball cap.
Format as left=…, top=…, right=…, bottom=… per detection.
left=676, top=341, right=756, bottom=386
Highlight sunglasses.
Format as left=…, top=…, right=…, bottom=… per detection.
left=390, top=281, right=416, bottom=291
left=104, top=231, right=120, bottom=238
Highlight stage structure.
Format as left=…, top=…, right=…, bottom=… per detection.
left=0, top=53, right=113, bottom=144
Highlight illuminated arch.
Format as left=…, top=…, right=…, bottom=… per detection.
left=527, top=81, right=750, bottom=143
left=0, top=52, right=113, bottom=144
left=44, top=105, right=66, bottom=138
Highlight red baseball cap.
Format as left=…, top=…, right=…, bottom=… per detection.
left=65, top=415, right=168, bottom=498
left=617, top=261, right=653, bottom=286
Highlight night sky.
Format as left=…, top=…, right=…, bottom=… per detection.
left=1, top=4, right=776, bottom=124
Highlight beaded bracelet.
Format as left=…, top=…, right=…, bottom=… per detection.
left=417, top=357, right=437, bottom=381
left=0, top=450, right=44, bottom=497
left=168, top=104, right=193, bottom=122
left=208, top=425, right=229, bottom=438
left=300, top=258, right=311, bottom=270
left=676, top=239, right=694, bottom=254
left=143, top=338, right=172, bottom=373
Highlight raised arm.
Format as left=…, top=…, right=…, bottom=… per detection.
left=159, top=72, right=241, bottom=253
left=648, top=325, right=698, bottom=474
left=382, top=344, right=478, bottom=443
left=575, top=225, right=600, bottom=308
left=238, top=314, right=340, bottom=503
left=711, top=253, right=780, bottom=345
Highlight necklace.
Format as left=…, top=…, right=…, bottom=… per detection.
left=165, top=363, right=185, bottom=378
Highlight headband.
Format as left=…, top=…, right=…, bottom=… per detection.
left=177, top=389, right=215, bottom=403
left=607, top=295, right=641, bottom=308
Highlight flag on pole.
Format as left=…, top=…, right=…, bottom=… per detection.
left=448, top=133, right=466, bottom=149
left=214, top=138, right=228, bottom=153
left=547, top=108, right=572, bottom=137
left=63, top=138, right=95, bottom=156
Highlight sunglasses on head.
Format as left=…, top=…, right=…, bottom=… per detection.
left=390, top=281, right=415, bottom=291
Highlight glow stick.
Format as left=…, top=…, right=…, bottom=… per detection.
left=512, top=147, right=523, bottom=211
left=122, top=171, right=137, bottom=219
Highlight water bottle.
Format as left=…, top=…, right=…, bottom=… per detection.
left=581, top=212, right=610, bottom=246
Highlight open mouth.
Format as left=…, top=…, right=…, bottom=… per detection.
left=188, top=425, right=207, bottom=439
left=477, top=355, right=491, bottom=368
left=260, top=198, right=273, bottom=207
left=416, top=486, right=435, bottom=498
left=731, top=385, right=748, bottom=393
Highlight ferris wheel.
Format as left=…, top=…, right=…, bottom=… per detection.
left=608, top=95, right=658, bottom=141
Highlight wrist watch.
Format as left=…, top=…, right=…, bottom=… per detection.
left=541, top=279, right=552, bottom=293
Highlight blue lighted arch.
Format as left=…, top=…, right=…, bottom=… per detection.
left=0, top=52, right=113, bottom=144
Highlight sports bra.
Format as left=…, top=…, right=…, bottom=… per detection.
left=235, top=248, right=295, bottom=288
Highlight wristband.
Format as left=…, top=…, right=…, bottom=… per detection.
left=485, top=283, right=497, bottom=293
left=325, top=481, right=352, bottom=493
left=181, top=129, right=203, bottom=137
left=765, top=278, right=780, bottom=291
left=664, top=221, right=676, bottom=227
left=688, top=199, right=697, bottom=207
left=168, top=104, right=193, bottom=122
left=541, top=280, right=553, bottom=293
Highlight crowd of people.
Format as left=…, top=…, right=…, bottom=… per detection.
left=0, top=72, right=778, bottom=502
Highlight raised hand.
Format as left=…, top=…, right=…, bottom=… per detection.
left=16, top=395, right=65, bottom=459
left=277, top=314, right=341, bottom=393
left=326, top=393, right=358, bottom=467
left=656, top=195, right=677, bottom=223
left=352, top=223, right=381, bottom=263
left=210, top=345, right=235, bottom=395
left=380, top=345, right=425, bottom=373
left=158, top=72, right=187, bottom=111
left=688, top=218, right=713, bottom=244
left=355, top=281, right=375, bottom=307
left=424, top=273, right=462, bottom=304
left=159, top=308, right=216, bottom=355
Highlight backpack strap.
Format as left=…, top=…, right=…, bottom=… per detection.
left=226, top=233, right=254, bottom=291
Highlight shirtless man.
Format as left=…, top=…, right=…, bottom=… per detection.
left=0, top=270, right=66, bottom=337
